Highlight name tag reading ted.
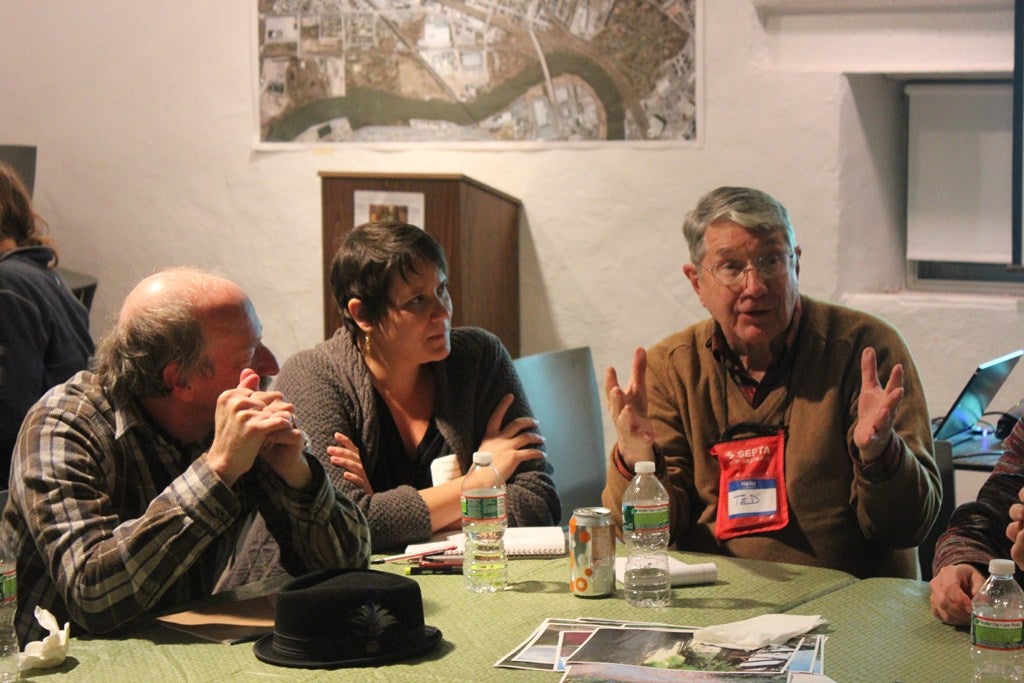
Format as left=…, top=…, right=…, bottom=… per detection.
left=726, top=479, right=778, bottom=518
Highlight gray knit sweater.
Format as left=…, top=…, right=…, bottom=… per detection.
left=238, top=327, right=559, bottom=564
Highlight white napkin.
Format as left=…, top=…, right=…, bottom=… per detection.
left=429, top=454, right=460, bottom=486
left=692, top=613, right=825, bottom=651
left=19, top=606, right=70, bottom=670
left=614, top=557, right=717, bottom=586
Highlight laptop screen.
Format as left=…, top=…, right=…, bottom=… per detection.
left=933, top=349, right=1024, bottom=442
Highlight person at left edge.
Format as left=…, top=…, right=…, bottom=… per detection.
left=0, top=161, right=93, bottom=478
left=2, top=266, right=371, bottom=645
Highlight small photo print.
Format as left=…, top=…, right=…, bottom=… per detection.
left=495, top=618, right=599, bottom=671
left=353, top=190, right=425, bottom=227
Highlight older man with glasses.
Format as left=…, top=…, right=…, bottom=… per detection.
left=602, top=186, right=939, bottom=579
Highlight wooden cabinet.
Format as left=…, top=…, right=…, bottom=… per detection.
left=320, top=172, right=521, bottom=357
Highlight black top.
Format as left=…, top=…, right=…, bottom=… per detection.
left=0, top=246, right=93, bottom=477
left=371, top=388, right=448, bottom=491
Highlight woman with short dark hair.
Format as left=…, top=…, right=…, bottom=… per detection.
left=238, top=221, right=558, bottom=562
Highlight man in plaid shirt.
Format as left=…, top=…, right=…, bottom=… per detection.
left=2, top=267, right=371, bottom=644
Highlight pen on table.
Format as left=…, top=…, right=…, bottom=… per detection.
left=370, top=544, right=458, bottom=564
left=405, top=565, right=462, bottom=575
left=418, top=558, right=463, bottom=569
left=424, top=552, right=464, bottom=563
left=228, top=631, right=270, bottom=645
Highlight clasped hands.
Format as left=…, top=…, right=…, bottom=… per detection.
left=605, top=346, right=903, bottom=469
left=206, top=368, right=311, bottom=489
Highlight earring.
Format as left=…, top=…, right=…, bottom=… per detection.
left=363, top=332, right=372, bottom=358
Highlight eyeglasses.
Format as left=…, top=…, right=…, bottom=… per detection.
left=702, top=251, right=793, bottom=288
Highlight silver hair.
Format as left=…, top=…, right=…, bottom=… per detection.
left=682, top=187, right=796, bottom=265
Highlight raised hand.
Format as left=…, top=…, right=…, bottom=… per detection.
left=480, top=393, right=545, bottom=481
left=853, top=347, right=904, bottom=463
left=605, top=347, right=655, bottom=467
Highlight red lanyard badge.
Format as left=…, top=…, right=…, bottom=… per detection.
left=709, top=426, right=789, bottom=540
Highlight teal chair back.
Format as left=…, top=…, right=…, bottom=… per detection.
left=512, top=346, right=606, bottom=527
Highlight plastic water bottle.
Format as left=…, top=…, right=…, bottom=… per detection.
left=461, top=451, right=507, bottom=592
left=622, top=460, right=671, bottom=607
left=0, top=535, right=18, bottom=683
left=972, top=558, right=1024, bottom=682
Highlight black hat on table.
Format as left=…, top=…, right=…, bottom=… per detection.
left=253, top=568, right=443, bottom=668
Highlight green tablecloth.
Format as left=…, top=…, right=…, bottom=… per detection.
left=32, top=552, right=858, bottom=682
left=788, top=577, right=971, bottom=683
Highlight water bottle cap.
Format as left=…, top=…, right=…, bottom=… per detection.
left=472, top=451, right=493, bottom=465
left=990, top=558, right=1016, bottom=576
left=634, top=460, right=655, bottom=474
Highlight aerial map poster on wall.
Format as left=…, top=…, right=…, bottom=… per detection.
left=255, top=0, right=700, bottom=145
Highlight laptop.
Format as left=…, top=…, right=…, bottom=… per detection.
left=933, top=349, right=1024, bottom=444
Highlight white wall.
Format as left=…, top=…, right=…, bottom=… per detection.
left=0, top=0, right=1020, bottom=447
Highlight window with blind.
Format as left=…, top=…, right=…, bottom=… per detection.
left=905, top=81, right=1021, bottom=286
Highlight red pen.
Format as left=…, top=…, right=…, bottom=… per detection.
left=418, top=557, right=463, bottom=569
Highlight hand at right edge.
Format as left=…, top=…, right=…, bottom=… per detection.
left=929, top=563, right=984, bottom=625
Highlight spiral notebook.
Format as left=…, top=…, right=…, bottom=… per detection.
left=404, top=526, right=566, bottom=558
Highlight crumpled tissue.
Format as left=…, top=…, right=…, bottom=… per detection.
left=19, top=606, right=70, bottom=670
left=692, top=614, right=826, bottom=651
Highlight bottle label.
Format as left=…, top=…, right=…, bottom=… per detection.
left=622, top=502, right=669, bottom=533
left=972, top=614, right=1024, bottom=650
left=461, top=492, right=506, bottom=523
left=0, top=568, right=15, bottom=607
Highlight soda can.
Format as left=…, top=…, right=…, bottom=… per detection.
left=569, top=507, right=616, bottom=597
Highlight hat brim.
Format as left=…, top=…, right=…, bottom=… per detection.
left=253, top=625, right=442, bottom=669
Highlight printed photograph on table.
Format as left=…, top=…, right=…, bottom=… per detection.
left=782, top=637, right=823, bottom=676
left=497, top=617, right=824, bottom=678
left=571, top=618, right=825, bottom=675
left=496, top=618, right=601, bottom=671
left=556, top=630, right=596, bottom=672
left=566, top=626, right=794, bottom=673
